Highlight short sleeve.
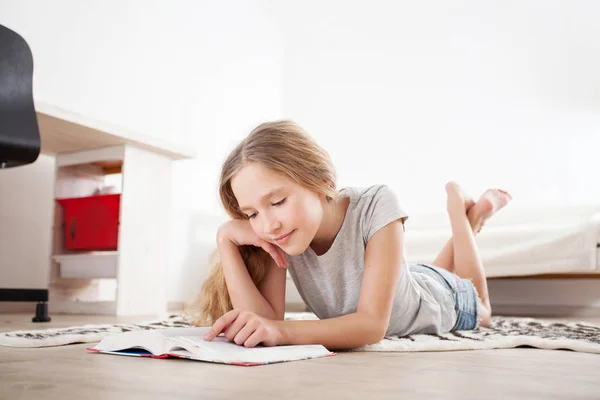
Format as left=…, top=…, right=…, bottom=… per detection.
left=361, top=185, right=409, bottom=243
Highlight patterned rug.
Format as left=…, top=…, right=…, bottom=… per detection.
left=1, top=313, right=599, bottom=354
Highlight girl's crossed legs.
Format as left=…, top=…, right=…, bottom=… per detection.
left=431, top=182, right=512, bottom=327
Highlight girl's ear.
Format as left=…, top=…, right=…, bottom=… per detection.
left=316, top=190, right=329, bottom=202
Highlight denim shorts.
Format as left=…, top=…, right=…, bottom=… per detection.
left=410, top=263, right=480, bottom=331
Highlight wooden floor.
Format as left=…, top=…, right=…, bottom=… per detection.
left=1, top=313, right=600, bottom=400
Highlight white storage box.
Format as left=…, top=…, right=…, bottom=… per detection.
left=54, top=252, right=118, bottom=279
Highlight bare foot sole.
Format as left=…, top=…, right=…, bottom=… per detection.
left=468, top=189, right=512, bottom=233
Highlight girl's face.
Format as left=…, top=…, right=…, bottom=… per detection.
left=230, top=163, right=324, bottom=256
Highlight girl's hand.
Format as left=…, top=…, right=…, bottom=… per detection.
left=217, top=219, right=288, bottom=269
left=203, top=309, right=284, bottom=348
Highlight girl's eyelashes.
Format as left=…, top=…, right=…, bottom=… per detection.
left=245, top=198, right=287, bottom=219
left=272, top=198, right=287, bottom=207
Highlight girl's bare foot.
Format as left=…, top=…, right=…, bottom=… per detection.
left=468, top=189, right=512, bottom=233
left=445, top=181, right=475, bottom=213
left=445, top=181, right=468, bottom=213
left=464, top=191, right=476, bottom=214
left=446, top=182, right=512, bottom=234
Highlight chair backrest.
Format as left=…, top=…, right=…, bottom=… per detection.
left=0, top=24, right=40, bottom=169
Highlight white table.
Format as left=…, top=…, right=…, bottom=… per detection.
left=34, top=102, right=195, bottom=317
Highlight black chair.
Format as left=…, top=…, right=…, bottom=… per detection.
left=0, top=23, right=50, bottom=321
left=0, top=24, right=40, bottom=167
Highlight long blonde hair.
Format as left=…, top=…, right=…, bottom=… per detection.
left=184, top=120, right=338, bottom=326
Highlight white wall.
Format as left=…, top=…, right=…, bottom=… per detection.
left=0, top=0, right=284, bottom=302
left=270, top=0, right=600, bottom=216
left=267, top=0, right=600, bottom=316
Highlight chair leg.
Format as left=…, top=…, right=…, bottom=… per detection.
left=32, top=301, right=51, bottom=322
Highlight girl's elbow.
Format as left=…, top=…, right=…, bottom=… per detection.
left=364, top=323, right=387, bottom=345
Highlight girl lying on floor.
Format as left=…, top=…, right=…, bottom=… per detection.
left=186, top=121, right=511, bottom=350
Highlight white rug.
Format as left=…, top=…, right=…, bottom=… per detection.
left=1, top=312, right=599, bottom=354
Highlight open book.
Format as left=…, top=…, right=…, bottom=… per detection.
left=86, top=327, right=335, bottom=366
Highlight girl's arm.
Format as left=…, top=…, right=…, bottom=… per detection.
left=218, top=238, right=287, bottom=321
left=278, top=219, right=404, bottom=349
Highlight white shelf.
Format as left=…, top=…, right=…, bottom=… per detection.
left=52, top=251, right=119, bottom=259
left=35, top=101, right=196, bottom=160
left=41, top=102, right=180, bottom=316
left=53, top=252, right=118, bottom=279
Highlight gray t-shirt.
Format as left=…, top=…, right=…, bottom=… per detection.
left=286, top=185, right=457, bottom=336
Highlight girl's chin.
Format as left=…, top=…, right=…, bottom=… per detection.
left=282, top=242, right=310, bottom=257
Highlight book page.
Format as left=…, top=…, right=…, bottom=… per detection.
left=151, top=327, right=238, bottom=353
left=94, top=327, right=334, bottom=364
left=92, top=330, right=169, bottom=354
left=152, top=327, right=255, bottom=353
left=170, top=333, right=252, bottom=353
left=164, top=329, right=333, bottom=364
left=155, top=327, right=212, bottom=339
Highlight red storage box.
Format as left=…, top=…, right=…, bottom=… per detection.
left=57, top=194, right=121, bottom=250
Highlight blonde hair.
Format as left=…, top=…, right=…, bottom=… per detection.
left=184, top=120, right=338, bottom=326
